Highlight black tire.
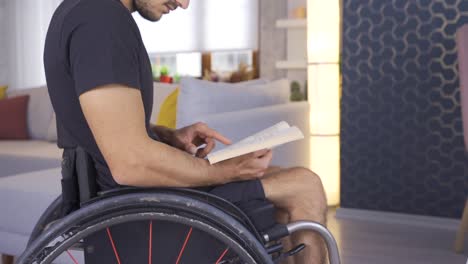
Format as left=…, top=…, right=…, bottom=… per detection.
left=18, top=192, right=273, bottom=264
left=27, top=195, right=62, bottom=247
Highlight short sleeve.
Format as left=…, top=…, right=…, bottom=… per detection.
left=69, top=17, right=141, bottom=95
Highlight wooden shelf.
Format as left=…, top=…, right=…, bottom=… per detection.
left=276, top=19, right=307, bottom=29
left=275, top=60, right=307, bottom=70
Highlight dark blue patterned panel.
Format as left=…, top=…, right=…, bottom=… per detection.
left=341, top=0, right=468, bottom=218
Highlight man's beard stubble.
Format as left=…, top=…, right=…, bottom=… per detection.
left=133, top=0, right=162, bottom=22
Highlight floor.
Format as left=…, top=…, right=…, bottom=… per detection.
left=327, top=208, right=468, bottom=264
left=2, top=208, right=467, bottom=264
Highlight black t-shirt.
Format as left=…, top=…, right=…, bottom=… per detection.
left=44, top=0, right=156, bottom=190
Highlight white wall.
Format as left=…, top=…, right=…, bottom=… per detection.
left=259, top=0, right=307, bottom=85
left=287, top=0, right=307, bottom=89
left=259, top=0, right=287, bottom=80
left=4, top=0, right=61, bottom=90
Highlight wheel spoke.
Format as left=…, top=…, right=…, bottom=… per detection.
left=175, top=227, right=193, bottom=264
left=66, top=250, right=79, bottom=264
left=106, top=227, right=122, bottom=264
left=215, top=248, right=229, bottom=264
left=149, top=221, right=153, bottom=264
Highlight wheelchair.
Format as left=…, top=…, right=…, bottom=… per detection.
left=17, top=147, right=341, bottom=264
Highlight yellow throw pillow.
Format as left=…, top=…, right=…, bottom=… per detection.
left=0, top=86, right=7, bottom=100
left=156, top=88, right=179, bottom=129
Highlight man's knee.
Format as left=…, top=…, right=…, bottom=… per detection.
left=288, top=167, right=327, bottom=209
left=262, top=167, right=327, bottom=207
left=289, top=167, right=324, bottom=192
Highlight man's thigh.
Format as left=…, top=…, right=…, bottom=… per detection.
left=260, top=167, right=326, bottom=210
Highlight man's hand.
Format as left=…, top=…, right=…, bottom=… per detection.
left=166, top=122, right=232, bottom=158
left=217, top=149, right=273, bottom=181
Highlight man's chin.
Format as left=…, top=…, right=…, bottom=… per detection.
left=137, top=11, right=162, bottom=22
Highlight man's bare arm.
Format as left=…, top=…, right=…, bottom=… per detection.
left=79, top=85, right=272, bottom=188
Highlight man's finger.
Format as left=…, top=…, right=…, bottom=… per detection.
left=197, top=126, right=232, bottom=145
left=203, top=138, right=216, bottom=155
left=196, top=139, right=216, bottom=158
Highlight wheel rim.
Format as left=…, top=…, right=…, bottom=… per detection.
left=40, top=212, right=257, bottom=264
left=19, top=192, right=273, bottom=264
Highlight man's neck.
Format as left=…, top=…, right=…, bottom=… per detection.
left=120, top=0, right=135, bottom=12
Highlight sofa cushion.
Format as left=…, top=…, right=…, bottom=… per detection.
left=0, top=155, right=61, bottom=178
left=0, top=140, right=62, bottom=159
left=0, top=85, right=7, bottom=99
left=0, top=95, right=30, bottom=140
left=151, top=83, right=179, bottom=123
left=177, top=78, right=289, bottom=127
left=8, top=86, right=55, bottom=140
left=156, top=88, right=179, bottom=129
left=0, top=168, right=61, bottom=236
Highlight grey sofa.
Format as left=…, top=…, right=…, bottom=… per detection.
left=0, top=82, right=311, bottom=260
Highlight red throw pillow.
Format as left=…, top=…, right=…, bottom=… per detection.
left=0, top=95, right=30, bottom=140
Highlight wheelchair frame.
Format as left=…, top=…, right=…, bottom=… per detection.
left=19, top=187, right=341, bottom=264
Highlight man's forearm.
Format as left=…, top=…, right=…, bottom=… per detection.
left=151, top=125, right=174, bottom=145
left=111, top=136, right=234, bottom=188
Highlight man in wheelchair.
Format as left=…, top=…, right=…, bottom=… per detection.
left=39, top=0, right=329, bottom=263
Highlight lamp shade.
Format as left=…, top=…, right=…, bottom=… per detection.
left=307, top=0, right=340, bottom=63
left=310, top=136, right=340, bottom=205
left=307, top=0, right=341, bottom=206
left=308, top=64, right=340, bottom=135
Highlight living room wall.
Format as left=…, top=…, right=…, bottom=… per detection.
left=341, top=0, right=468, bottom=218
left=259, top=0, right=287, bottom=80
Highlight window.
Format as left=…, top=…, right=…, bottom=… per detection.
left=133, top=0, right=259, bottom=79
left=211, top=50, right=254, bottom=74
left=133, top=0, right=258, bottom=53
left=150, top=53, right=202, bottom=78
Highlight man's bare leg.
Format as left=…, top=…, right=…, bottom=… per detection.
left=262, top=167, right=327, bottom=264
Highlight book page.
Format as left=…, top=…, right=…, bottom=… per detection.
left=208, top=122, right=304, bottom=164
left=236, top=121, right=291, bottom=145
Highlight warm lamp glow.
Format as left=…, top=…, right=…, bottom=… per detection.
left=308, top=65, right=340, bottom=135
left=307, top=0, right=340, bottom=63
left=307, top=0, right=341, bottom=206
left=310, top=136, right=340, bottom=205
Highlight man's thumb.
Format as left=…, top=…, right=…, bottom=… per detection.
left=186, top=144, right=197, bottom=155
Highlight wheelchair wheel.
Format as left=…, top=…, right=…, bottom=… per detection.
left=18, top=191, right=273, bottom=264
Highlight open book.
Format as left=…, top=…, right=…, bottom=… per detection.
left=207, top=121, right=305, bottom=164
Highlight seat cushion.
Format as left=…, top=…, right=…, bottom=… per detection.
left=0, top=154, right=60, bottom=178
left=0, top=140, right=62, bottom=159
left=0, top=168, right=61, bottom=236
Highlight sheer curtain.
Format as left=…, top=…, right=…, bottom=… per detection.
left=5, top=0, right=62, bottom=90
left=3, top=0, right=258, bottom=89
left=134, top=0, right=259, bottom=53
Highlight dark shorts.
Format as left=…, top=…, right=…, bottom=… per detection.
left=84, top=180, right=270, bottom=263
left=202, top=179, right=266, bottom=204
